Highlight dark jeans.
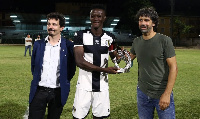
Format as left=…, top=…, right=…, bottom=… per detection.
left=137, top=86, right=175, bottom=119
left=24, top=45, right=31, bottom=56
left=29, top=86, right=63, bottom=119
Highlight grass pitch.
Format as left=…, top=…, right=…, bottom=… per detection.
left=0, top=45, right=200, bottom=119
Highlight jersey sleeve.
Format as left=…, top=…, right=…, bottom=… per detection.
left=109, top=41, right=117, bottom=51
left=107, top=32, right=117, bottom=51
left=73, top=31, right=83, bottom=47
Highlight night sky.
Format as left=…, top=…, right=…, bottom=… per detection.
left=0, top=0, right=200, bottom=16
left=150, top=0, right=200, bottom=16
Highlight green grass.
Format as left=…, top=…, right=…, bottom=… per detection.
left=0, top=45, right=200, bottom=119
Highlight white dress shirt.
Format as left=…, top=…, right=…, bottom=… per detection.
left=39, top=36, right=61, bottom=88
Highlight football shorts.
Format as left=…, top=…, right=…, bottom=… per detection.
left=72, top=88, right=110, bottom=118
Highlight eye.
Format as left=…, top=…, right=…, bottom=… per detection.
left=144, top=19, right=150, bottom=22
left=139, top=19, right=143, bottom=22
left=53, top=23, right=57, bottom=26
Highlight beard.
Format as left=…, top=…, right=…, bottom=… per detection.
left=140, top=29, right=148, bottom=33
left=139, top=25, right=153, bottom=33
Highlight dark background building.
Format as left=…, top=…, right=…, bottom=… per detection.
left=0, top=0, right=200, bottom=46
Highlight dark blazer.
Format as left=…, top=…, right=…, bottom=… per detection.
left=29, top=37, right=76, bottom=106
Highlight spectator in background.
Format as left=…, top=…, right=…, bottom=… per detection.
left=24, top=34, right=32, bottom=56
left=35, top=35, right=41, bottom=41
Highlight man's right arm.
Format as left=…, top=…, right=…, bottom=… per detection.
left=74, top=46, right=118, bottom=74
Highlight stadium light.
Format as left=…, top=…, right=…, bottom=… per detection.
left=111, top=24, right=117, bottom=26
left=65, top=17, right=69, bottom=19
left=86, top=20, right=91, bottom=23
left=65, top=22, right=69, bottom=24
left=13, top=20, right=20, bottom=23
left=113, top=19, right=119, bottom=21
left=10, top=15, right=17, bottom=18
left=41, top=19, right=47, bottom=22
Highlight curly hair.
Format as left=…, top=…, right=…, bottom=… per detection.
left=135, top=7, right=159, bottom=31
left=47, top=12, right=65, bottom=27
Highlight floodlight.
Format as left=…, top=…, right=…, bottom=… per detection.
left=86, top=21, right=91, bottom=23
left=13, top=20, right=20, bottom=22
left=10, top=15, right=17, bottom=18
left=41, top=19, right=47, bottom=22
left=113, top=19, right=119, bottom=21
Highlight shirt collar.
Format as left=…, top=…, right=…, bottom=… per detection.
left=45, top=35, right=62, bottom=44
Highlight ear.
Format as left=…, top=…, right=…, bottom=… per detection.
left=60, top=27, right=64, bottom=32
left=103, top=16, right=106, bottom=22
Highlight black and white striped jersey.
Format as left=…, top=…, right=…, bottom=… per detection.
left=74, top=29, right=116, bottom=91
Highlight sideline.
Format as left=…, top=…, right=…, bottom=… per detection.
left=0, top=44, right=24, bottom=46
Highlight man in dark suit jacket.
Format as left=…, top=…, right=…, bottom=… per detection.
left=28, top=12, right=76, bottom=119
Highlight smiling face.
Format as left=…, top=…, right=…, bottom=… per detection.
left=138, top=16, right=155, bottom=34
left=47, top=18, right=64, bottom=37
left=90, top=8, right=106, bottom=30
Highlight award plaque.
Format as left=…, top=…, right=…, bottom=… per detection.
left=112, top=49, right=132, bottom=73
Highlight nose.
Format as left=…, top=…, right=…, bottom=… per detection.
left=139, top=20, right=145, bottom=25
left=94, top=16, right=99, bottom=20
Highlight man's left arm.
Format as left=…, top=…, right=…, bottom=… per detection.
left=159, top=56, right=178, bottom=110
left=67, top=41, right=76, bottom=80
left=31, top=41, right=38, bottom=75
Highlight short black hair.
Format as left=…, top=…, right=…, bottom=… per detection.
left=47, top=12, right=65, bottom=27
left=90, top=4, right=106, bottom=15
left=136, top=7, right=159, bottom=31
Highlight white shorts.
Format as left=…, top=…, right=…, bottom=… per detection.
left=72, top=88, right=110, bottom=118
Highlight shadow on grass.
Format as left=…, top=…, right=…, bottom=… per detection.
left=111, top=102, right=138, bottom=119
left=0, top=101, right=26, bottom=119
left=176, top=99, right=200, bottom=118
left=60, top=103, right=138, bottom=119
left=61, top=107, right=73, bottom=118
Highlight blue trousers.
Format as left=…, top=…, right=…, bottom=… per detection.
left=24, top=45, right=31, bottom=56
left=137, top=86, right=175, bottom=119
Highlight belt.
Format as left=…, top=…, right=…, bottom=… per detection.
left=37, top=86, right=60, bottom=91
